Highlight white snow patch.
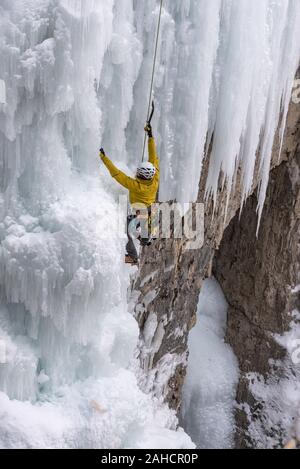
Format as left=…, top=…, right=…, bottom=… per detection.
left=0, top=370, right=195, bottom=449
left=242, top=309, right=300, bottom=448
left=140, top=271, right=158, bottom=288
left=247, top=370, right=300, bottom=449
left=142, top=289, right=158, bottom=308
left=164, top=265, right=175, bottom=274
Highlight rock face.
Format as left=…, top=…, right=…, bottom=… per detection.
left=214, top=138, right=300, bottom=448
left=132, top=74, right=300, bottom=445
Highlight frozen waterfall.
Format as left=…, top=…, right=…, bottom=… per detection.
left=0, top=0, right=299, bottom=449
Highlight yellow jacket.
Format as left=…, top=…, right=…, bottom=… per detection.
left=101, top=138, right=159, bottom=208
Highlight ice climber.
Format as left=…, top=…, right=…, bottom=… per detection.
left=99, top=122, right=159, bottom=265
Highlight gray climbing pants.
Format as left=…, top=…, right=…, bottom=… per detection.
left=126, top=210, right=153, bottom=260
left=126, top=215, right=138, bottom=261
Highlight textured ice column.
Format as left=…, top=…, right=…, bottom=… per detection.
left=256, top=0, right=300, bottom=226
left=205, top=0, right=300, bottom=216
left=206, top=0, right=273, bottom=204
left=127, top=0, right=300, bottom=211
left=0, top=0, right=129, bottom=400
left=0, top=0, right=192, bottom=449
left=99, top=0, right=143, bottom=162
left=0, top=3, right=193, bottom=451
left=128, top=0, right=222, bottom=203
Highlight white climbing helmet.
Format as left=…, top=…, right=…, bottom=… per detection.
left=136, top=162, right=156, bottom=180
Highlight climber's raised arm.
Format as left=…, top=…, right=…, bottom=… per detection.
left=99, top=148, right=138, bottom=192
left=144, top=124, right=159, bottom=173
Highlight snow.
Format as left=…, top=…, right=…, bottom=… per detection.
left=182, top=278, right=240, bottom=449
left=0, top=0, right=299, bottom=449
left=140, top=270, right=158, bottom=288
left=245, top=369, right=300, bottom=449
left=227, top=310, right=300, bottom=449
left=139, top=352, right=188, bottom=401
left=243, top=311, right=300, bottom=449
left=0, top=370, right=193, bottom=449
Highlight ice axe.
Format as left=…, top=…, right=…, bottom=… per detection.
left=147, top=101, right=155, bottom=126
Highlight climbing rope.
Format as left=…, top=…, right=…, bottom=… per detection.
left=142, top=0, right=164, bottom=162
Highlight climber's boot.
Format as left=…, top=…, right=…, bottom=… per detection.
left=125, top=255, right=139, bottom=266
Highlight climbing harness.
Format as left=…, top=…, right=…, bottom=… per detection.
left=142, top=0, right=164, bottom=162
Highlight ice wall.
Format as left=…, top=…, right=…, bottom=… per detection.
left=0, top=0, right=193, bottom=449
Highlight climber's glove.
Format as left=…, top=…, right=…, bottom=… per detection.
left=144, top=123, right=153, bottom=138
left=99, top=148, right=106, bottom=159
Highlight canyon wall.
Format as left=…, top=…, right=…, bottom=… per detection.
left=214, top=124, right=300, bottom=448
left=132, top=73, right=300, bottom=446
